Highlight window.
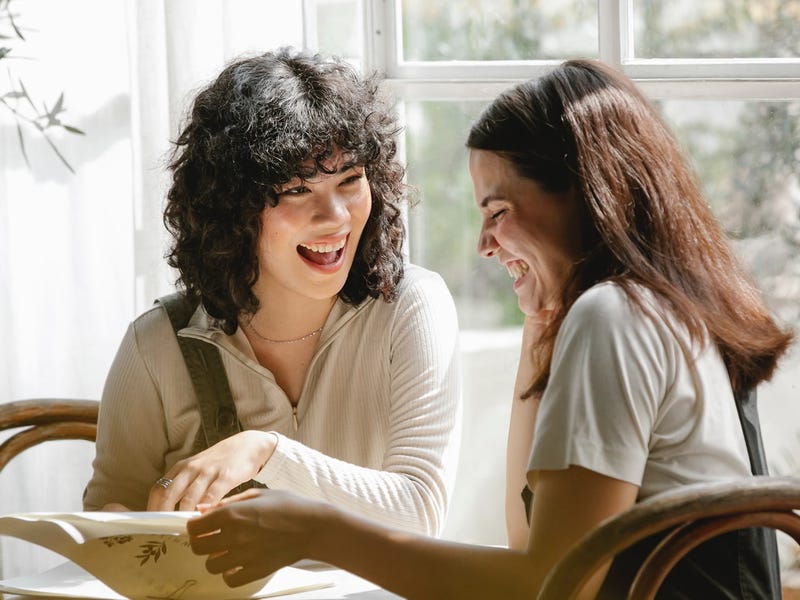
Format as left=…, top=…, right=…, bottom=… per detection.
left=307, top=0, right=800, bottom=544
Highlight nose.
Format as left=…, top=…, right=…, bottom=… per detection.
left=478, top=225, right=498, bottom=258
left=313, top=190, right=349, bottom=224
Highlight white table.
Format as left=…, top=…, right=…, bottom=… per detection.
left=0, top=560, right=403, bottom=600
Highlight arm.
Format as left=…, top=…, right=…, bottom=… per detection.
left=187, top=467, right=636, bottom=599
left=505, top=316, right=543, bottom=549
left=83, top=321, right=171, bottom=511
left=249, top=271, right=462, bottom=535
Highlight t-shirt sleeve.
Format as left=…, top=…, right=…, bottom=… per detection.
left=528, top=284, right=670, bottom=486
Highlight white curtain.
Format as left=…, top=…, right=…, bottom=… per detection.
left=0, top=0, right=304, bottom=579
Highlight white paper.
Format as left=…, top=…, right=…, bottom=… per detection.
left=0, top=512, right=332, bottom=599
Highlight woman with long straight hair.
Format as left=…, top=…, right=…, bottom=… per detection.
left=187, top=58, right=793, bottom=599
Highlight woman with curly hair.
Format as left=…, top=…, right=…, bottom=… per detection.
left=83, top=47, right=462, bottom=536
left=188, top=59, right=792, bottom=598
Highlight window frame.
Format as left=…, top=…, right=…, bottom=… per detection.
left=364, top=0, right=800, bottom=100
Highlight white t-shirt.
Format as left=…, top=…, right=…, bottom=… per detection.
left=528, top=282, right=751, bottom=500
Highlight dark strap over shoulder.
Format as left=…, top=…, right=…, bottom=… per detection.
left=598, top=388, right=781, bottom=599
left=520, top=386, right=782, bottom=599
left=156, top=293, right=266, bottom=495
left=732, top=387, right=782, bottom=599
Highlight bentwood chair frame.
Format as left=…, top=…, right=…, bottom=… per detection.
left=537, top=476, right=800, bottom=600
left=0, top=398, right=100, bottom=475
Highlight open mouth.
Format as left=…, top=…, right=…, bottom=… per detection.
left=506, top=260, right=529, bottom=281
left=297, top=236, right=347, bottom=266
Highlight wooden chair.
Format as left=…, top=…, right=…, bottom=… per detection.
left=0, top=398, right=100, bottom=475
left=537, top=476, right=800, bottom=600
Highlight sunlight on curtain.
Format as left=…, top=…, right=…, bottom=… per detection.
left=0, top=0, right=304, bottom=579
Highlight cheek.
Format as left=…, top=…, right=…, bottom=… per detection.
left=353, top=191, right=373, bottom=226
left=258, top=214, right=294, bottom=257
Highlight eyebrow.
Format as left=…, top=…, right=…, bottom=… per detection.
left=338, top=161, right=361, bottom=173
left=480, top=194, right=505, bottom=208
left=282, top=162, right=362, bottom=187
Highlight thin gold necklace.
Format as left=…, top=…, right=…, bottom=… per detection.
left=245, top=319, right=323, bottom=344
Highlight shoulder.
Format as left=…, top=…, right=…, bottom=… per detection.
left=556, top=281, right=677, bottom=365
left=358, top=264, right=458, bottom=337
left=397, top=263, right=449, bottom=291
left=131, top=303, right=175, bottom=339
left=559, top=281, right=639, bottom=340
left=391, top=264, right=457, bottom=319
left=568, top=281, right=633, bottom=321
left=563, top=281, right=671, bottom=333
left=123, top=302, right=187, bottom=364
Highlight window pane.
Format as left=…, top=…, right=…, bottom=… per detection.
left=405, top=100, right=524, bottom=329
left=308, top=0, right=364, bottom=65
left=400, top=0, right=598, bottom=62
left=632, top=0, right=800, bottom=59
left=659, top=99, right=800, bottom=328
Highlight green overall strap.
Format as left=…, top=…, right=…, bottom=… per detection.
left=156, top=292, right=240, bottom=453
left=156, top=293, right=266, bottom=495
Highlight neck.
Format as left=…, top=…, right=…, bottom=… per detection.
left=245, top=290, right=337, bottom=342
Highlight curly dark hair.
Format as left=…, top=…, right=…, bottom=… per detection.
left=163, top=47, right=406, bottom=334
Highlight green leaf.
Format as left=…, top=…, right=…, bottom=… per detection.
left=0, top=47, right=10, bottom=59
left=17, top=78, right=36, bottom=112
left=51, top=91, right=64, bottom=115
left=6, top=5, right=25, bottom=40
left=14, top=119, right=30, bottom=168
left=62, top=124, right=85, bottom=135
left=2, top=89, right=23, bottom=98
left=41, top=132, right=76, bottom=174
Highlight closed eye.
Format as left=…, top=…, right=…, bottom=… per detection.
left=491, top=209, right=506, bottom=221
left=279, top=185, right=310, bottom=196
left=341, top=172, right=364, bottom=186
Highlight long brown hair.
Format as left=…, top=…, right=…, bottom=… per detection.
left=467, top=59, right=793, bottom=395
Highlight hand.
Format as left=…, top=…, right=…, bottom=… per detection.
left=188, top=489, right=332, bottom=587
left=147, top=430, right=277, bottom=511
left=101, top=503, right=131, bottom=512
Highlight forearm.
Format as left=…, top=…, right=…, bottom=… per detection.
left=312, top=507, right=538, bottom=600
left=259, top=435, right=448, bottom=534
left=505, top=315, right=544, bottom=546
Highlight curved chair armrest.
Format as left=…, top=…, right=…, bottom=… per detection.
left=537, top=476, right=800, bottom=600
left=0, top=398, right=100, bottom=474
left=0, top=398, right=99, bottom=429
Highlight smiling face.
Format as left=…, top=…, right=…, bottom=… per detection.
left=253, top=151, right=372, bottom=305
left=470, top=149, right=584, bottom=317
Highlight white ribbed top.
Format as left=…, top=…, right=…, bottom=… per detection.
left=84, top=265, right=462, bottom=535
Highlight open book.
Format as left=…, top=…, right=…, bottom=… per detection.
left=0, top=511, right=332, bottom=599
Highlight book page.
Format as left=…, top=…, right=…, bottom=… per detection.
left=0, top=512, right=332, bottom=599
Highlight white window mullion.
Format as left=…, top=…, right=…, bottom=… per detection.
left=638, top=78, right=800, bottom=100
left=363, top=0, right=393, bottom=75
left=598, top=0, right=624, bottom=68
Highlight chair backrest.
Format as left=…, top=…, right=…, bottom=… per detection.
left=0, top=398, right=100, bottom=475
left=537, top=476, right=800, bottom=600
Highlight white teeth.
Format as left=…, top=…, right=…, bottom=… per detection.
left=505, top=261, right=529, bottom=281
left=299, top=238, right=346, bottom=253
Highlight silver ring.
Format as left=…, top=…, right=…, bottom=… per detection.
left=155, top=477, right=174, bottom=489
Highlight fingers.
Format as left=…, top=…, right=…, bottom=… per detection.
left=188, top=529, right=224, bottom=555
left=147, top=466, right=230, bottom=511
left=147, top=432, right=277, bottom=512
left=223, top=564, right=274, bottom=588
